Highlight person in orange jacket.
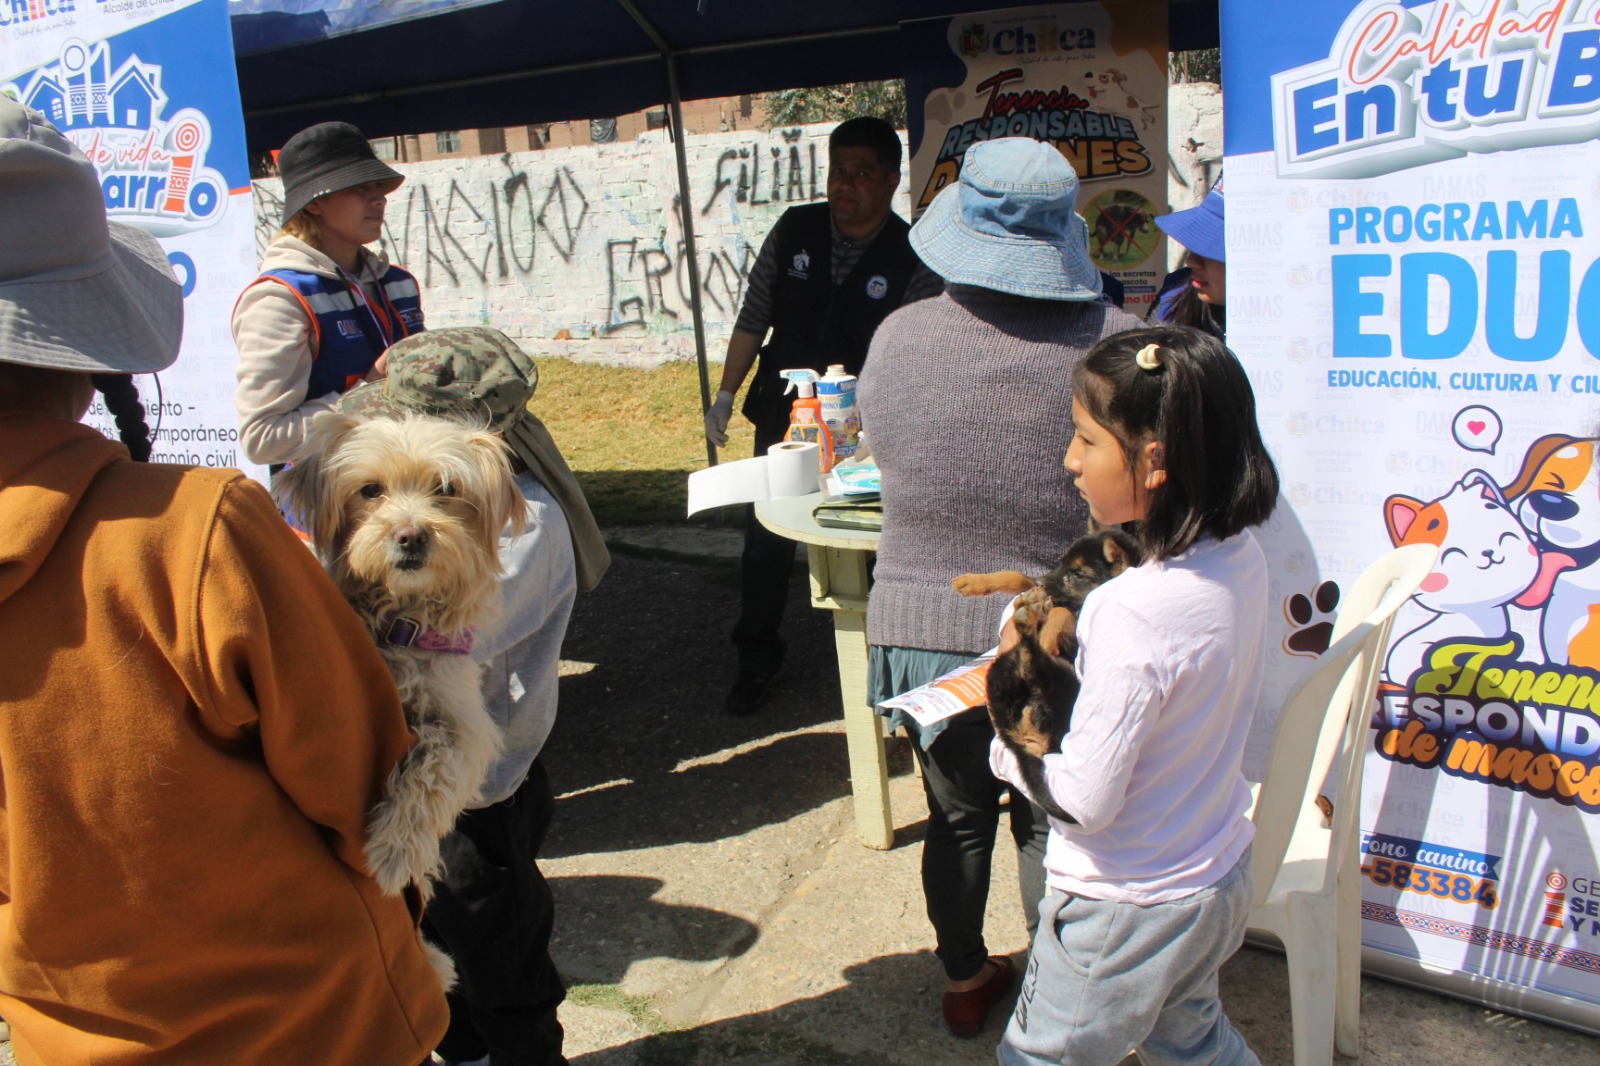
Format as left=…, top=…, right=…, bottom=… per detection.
left=0, top=98, right=448, bottom=1065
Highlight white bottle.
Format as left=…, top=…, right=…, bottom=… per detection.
left=817, top=364, right=860, bottom=460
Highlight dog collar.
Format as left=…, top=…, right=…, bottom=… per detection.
left=378, top=615, right=475, bottom=655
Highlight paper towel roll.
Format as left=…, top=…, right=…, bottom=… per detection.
left=686, top=441, right=820, bottom=516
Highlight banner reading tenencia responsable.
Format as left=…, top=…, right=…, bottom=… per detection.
left=2, top=0, right=259, bottom=480
left=1224, top=0, right=1600, bottom=1031
left=903, top=2, right=1168, bottom=315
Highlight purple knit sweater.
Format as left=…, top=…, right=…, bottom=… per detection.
left=859, top=286, right=1142, bottom=654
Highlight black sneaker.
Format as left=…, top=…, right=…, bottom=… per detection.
left=722, top=668, right=782, bottom=717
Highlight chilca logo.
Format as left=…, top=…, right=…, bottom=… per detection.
left=1272, top=0, right=1600, bottom=179
left=0, top=0, right=78, bottom=29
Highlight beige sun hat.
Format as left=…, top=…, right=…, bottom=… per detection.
left=0, top=97, right=183, bottom=374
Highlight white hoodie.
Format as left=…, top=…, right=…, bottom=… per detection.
left=470, top=471, right=577, bottom=806
left=231, top=235, right=399, bottom=466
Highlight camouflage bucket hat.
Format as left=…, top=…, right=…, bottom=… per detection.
left=340, top=326, right=538, bottom=433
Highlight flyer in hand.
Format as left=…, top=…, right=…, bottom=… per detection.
left=878, top=650, right=996, bottom=729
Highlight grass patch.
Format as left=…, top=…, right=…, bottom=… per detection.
left=564, top=981, right=858, bottom=1065
left=565, top=983, right=677, bottom=1035
left=528, top=358, right=754, bottom=528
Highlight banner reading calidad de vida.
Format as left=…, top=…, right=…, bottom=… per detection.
left=1224, top=0, right=1600, bottom=1033
left=2, top=0, right=260, bottom=481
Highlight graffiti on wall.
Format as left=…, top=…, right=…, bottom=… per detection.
left=246, top=124, right=870, bottom=360
left=384, top=164, right=591, bottom=288
left=603, top=237, right=756, bottom=335
left=253, top=163, right=593, bottom=285
left=701, top=128, right=823, bottom=216
left=248, top=93, right=1213, bottom=361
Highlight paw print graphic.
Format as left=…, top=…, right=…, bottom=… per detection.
left=1284, top=581, right=1340, bottom=657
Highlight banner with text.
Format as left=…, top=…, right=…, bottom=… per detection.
left=3, top=0, right=259, bottom=480
left=904, top=2, right=1168, bottom=315
left=1224, top=0, right=1600, bottom=1028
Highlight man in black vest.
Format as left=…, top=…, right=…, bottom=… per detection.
left=704, top=116, right=942, bottom=716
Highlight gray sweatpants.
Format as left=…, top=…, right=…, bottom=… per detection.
left=998, top=848, right=1259, bottom=1066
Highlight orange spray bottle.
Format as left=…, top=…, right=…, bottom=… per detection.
left=778, top=368, right=835, bottom=473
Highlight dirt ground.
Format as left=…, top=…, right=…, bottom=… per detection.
left=536, top=538, right=1600, bottom=1066
left=540, top=541, right=842, bottom=867
left=3, top=542, right=1587, bottom=1064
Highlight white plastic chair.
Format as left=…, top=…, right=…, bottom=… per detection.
left=1247, top=543, right=1439, bottom=1066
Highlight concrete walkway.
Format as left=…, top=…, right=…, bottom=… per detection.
left=7, top=525, right=1584, bottom=1065
left=538, top=528, right=1600, bottom=1066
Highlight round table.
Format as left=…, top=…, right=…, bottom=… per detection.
left=754, top=492, right=891, bottom=849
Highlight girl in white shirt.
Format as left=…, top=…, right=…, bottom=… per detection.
left=992, top=326, right=1279, bottom=1066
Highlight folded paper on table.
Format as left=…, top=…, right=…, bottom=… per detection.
left=877, top=650, right=996, bottom=730
left=687, top=440, right=820, bottom=516
left=813, top=498, right=882, bottom=532
left=824, top=462, right=881, bottom=498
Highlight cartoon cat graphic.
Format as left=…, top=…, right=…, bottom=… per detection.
left=1382, top=470, right=1540, bottom=683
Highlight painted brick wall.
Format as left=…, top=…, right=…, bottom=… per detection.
left=251, top=122, right=884, bottom=368
left=249, top=86, right=1223, bottom=368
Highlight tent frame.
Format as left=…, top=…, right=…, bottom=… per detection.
left=240, top=6, right=942, bottom=469
left=234, top=2, right=1214, bottom=467
left=615, top=0, right=717, bottom=467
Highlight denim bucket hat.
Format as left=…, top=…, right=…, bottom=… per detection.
left=911, top=137, right=1101, bottom=301
left=1155, top=176, right=1225, bottom=262
left=0, top=98, right=183, bottom=374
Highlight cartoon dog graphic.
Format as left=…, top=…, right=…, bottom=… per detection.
left=1504, top=434, right=1600, bottom=668
left=1382, top=469, right=1540, bottom=683
left=1099, top=69, right=1160, bottom=129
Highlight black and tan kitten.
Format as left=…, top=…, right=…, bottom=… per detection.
left=952, top=529, right=1143, bottom=821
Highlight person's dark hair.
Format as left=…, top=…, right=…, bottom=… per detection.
left=829, top=116, right=902, bottom=172
left=1072, top=325, right=1277, bottom=561
left=1155, top=279, right=1225, bottom=338
left=91, top=373, right=153, bottom=462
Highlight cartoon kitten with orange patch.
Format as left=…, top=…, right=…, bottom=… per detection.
left=1383, top=470, right=1540, bottom=684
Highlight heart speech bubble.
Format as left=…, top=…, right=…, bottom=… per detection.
left=1452, top=405, right=1502, bottom=455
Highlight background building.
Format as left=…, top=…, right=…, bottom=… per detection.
left=257, top=95, right=769, bottom=173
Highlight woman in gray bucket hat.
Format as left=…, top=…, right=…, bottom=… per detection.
left=857, top=136, right=1143, bottom=1039
left=231, top=120, right=423, bottom=469
left=0, top=99, right=448, bottom=1062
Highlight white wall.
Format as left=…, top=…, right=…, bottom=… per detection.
left=1166, top=81, right=1224, bottom=268
left=250, top=87, right=1225, bottom=368
left=252, top=123, right=897, bottom=369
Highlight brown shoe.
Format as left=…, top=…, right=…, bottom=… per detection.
left=941, top=955, right=1016, bottom=1039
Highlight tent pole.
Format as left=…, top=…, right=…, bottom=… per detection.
left=665, top=55, right=717, bottom=469
left=613, top=0, right=716, bottom=467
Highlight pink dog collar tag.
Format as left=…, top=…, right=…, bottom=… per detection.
left=379, top=615, right=475, bottom=655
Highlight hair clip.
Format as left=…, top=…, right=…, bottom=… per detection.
left=1135, top=343, right=1164, bottom=371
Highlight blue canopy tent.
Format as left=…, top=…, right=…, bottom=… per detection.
left=231, top=0, right=1220, bottom=461
left=232, top=1, right=1218, bottom=145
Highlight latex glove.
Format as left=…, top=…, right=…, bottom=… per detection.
left=704, top=390, right=735, bottom=447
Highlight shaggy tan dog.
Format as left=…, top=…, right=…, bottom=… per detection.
left=275, top=412, right=523, bottom=905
